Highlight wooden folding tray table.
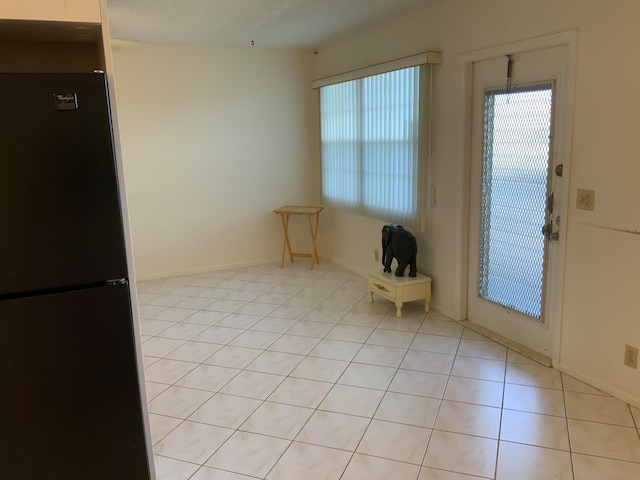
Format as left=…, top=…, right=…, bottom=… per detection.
left=273, top=205, right=323, bottom=269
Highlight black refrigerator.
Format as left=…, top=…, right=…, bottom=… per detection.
left=0, top=73, right=152, bottom=479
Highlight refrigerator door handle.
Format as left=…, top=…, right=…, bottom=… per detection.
left=107, top=278, right=128, bottom=286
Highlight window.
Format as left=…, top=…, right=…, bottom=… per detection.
left=478, top=83, right=554, bottom=319
left=314, top=53, right=440, bottom=228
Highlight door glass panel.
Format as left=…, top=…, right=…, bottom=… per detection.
left=479, top=84, right=553, bottom=319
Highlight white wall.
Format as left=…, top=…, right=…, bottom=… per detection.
left=111, top=41, right=318, bottom=278
left=313, top=0, right=640, bottom=405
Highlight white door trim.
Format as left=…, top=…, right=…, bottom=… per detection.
left=454, top=31, right=578, bottom=366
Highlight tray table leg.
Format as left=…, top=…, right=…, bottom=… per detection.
left=279, top=213, right=294, bottom=267
left=308, top=212, right=321, bottom=269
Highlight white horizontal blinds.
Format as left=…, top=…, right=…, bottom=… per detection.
left=320, top=65, right=423, bottom=227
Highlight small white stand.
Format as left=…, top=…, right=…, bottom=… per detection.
left=368, top=269, right=432, bottom=317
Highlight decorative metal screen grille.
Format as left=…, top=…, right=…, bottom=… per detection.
left=479, top=83, right=553, bottom=319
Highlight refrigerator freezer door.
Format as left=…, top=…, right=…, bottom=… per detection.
left=0, top=73, right=128, bottom=295
left=0, top=284, right=151, bottom=479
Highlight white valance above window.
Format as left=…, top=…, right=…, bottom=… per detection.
left=311, top=51, right=442, bottom=89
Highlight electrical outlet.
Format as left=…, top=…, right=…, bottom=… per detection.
left=624, top=345, right=638, bottom=369
left=576, top=189, right=596, bottom=211
left=374, top=249, right=380, bottom=262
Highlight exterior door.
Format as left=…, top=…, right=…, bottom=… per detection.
left=467, top=45, right=569, bottom=357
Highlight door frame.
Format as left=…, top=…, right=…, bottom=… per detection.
left=454, top=31, right=577, bottom=366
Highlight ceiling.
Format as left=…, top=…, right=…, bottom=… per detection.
left=106, top=0, right=442, bottom=49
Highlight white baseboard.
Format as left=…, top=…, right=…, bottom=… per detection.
left=318, top=252, right=369, bottom=279
left=137, top=252, right=456, bottom=320
left=557, top=363, right=640, bottom=410
left=135, top=257, right=282, bottom=282
left=457, top=319, right=552, bottom=367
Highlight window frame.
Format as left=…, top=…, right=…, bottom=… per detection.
left=313, top=52, right=441, bottom=230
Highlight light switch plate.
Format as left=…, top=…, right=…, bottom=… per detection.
left=576, top=189, right=595, bottom=211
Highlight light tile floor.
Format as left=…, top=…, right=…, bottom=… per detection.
left=137, top=260, right=640, bottom=480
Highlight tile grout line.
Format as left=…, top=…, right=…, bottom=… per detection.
left=147, top=278, right=472, bottom=478
left=334, top=310, right=428, bottom=480
left=142, top=267, right=294, bottom=469
left=492, top=344, right=509, bottom=480
left=256, top=267, right=372, bottom=480
left=417, top=326, right=467, bottom=479
left=144, top=263, right=640, bottom=479
left=297, top=287, right=388, bottom=480
left=560, top=373, right=578, bottom=480
left=175, top=264, right=329, bottom=480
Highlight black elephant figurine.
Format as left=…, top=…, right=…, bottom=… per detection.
left=381, top=224, right=417, bottom=277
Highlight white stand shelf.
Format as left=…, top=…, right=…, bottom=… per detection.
left=368, top=269, right=432, bottom=318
